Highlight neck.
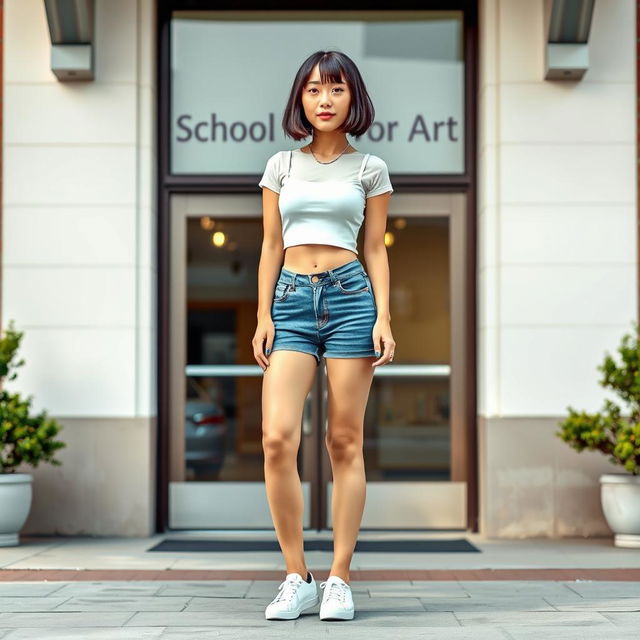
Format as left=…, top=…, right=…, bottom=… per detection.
left=309, top=132, right=351, bottom=156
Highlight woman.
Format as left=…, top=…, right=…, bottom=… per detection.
left=253, top=50, right=395, bottom=622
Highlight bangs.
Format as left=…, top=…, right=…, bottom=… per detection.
left=314, top=56, right=348, bottom=86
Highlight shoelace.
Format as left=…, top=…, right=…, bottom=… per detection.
left=271, top=577, right=303, bottom=604
left=320, top=580, right=350, bottom=604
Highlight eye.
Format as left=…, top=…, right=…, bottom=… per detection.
left=307, top=87, right=345, bottom=93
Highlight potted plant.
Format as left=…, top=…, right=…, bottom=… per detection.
left=0, top=320, right=66, bottom=546
left=556, top=322, right=640, bottom=548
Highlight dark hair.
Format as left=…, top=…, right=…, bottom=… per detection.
left=282, top=50, right=375, bottom=141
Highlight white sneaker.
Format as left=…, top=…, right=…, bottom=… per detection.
left=319, top=575, right=355, bottom=620
left=265, top=571, right=319, bottom=620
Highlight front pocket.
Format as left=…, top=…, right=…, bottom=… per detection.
left=273, top=282, right=292, bottom=302
left=336, top=273, right=369, bottom=295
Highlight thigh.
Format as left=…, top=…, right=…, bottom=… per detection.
left=261, top=349, right=318, bottom=445
left=325, top=357, right=375, bottom=442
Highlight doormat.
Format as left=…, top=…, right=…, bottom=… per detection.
left=148, top=538, right=480, bottom=553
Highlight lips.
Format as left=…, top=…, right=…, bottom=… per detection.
left=317, top=112, right=335, bottom=116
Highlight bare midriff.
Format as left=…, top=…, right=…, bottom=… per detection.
left=283, top=244, right=358, bottom=274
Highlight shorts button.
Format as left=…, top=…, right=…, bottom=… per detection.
left=311, top=275, right=319, bottom=282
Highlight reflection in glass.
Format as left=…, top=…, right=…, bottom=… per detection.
left=185, top=217, right=264, bottom=482
left=365, top=216, right=451, bottom=481
left=182, top=215, right=451, bottom=483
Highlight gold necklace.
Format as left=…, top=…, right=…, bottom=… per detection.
left=308, top=141, right=352, bottom=164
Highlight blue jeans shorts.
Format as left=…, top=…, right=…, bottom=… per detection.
left=269, top=258, right=378, bottom=367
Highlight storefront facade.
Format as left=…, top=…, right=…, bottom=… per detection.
left=4, top=0, right=635, bottom=538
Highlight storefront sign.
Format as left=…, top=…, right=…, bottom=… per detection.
left=171, top=13, right=465, bottom=175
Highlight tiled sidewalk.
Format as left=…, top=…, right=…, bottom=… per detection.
left=0, top=577, right=638, bottom=639
left=0, top=533, right=637, bottom=638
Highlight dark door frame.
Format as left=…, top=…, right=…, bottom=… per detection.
left=155, top=1, right=479, bottom=533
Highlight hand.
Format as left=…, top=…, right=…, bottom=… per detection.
left=253, top=317, right=275, bottom=371
left=371, top=318, right=396, bottom=368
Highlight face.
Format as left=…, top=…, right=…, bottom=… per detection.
left=301, top=63, right=352, bottom=132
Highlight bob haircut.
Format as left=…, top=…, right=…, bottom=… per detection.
left=282, top=50, right=375, bottom=141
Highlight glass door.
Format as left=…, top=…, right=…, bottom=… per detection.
left=167, top=192, right=471, bottom=531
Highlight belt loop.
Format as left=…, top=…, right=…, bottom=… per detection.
left=290, top=272, right=296, bottom=290
left=328, top=267, right=338, bottom=285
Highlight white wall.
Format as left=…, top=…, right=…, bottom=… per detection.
left=477, top=0, right=637, bottom=536
left=3, top=0, right=157, bottom=535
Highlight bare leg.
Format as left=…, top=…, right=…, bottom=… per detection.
left=323, top=356, right=375, bottom=584
left=262, top=349, right=318, bottom=577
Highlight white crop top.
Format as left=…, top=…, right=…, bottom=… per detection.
left=258, top=148, right=393, bottom=254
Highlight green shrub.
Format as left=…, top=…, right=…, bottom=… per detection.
left=556, top=322, right=640, bottom=475
left=0, top=320, right=66, bottom=473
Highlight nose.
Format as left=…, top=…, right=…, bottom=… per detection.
left=319, top=89, right=333, bottom=103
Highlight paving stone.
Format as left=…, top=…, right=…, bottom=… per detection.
left=0, top=584, right=68, bottom=597
left=457, top=580, right=582, bottom=596
left=54, top=596, right=192, bottom=612
left=0, top=612, right=135, bottom=627
left=46, top=583, right=165, bottom=597
left=563, top=582, right=640, bottom=598
left=160, top=622, right=472, bottom=640
left=126, top=611, right=295, bottom=627
left=158, top=629, right=227, bottom=640
left=157, top=582, right=251, bottom=598
left=419, top=596, right=557, bottom=612
left=544, top=597, right=640, bottom=612
left=184, top=597, right=274, bottom=612
left=336, top=596, right=426, bottom=611
left=298, top=610, right=461, bottom=627
left=600, top=611, right=640, bottom=626
left=454, top=610, right=615, bottom=626
left=3, top=628, right=163, bottom=639
left=0, top=598, right=70, bottom=612
left=502, top=625, right=640, bottom=640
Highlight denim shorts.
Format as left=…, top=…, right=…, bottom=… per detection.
left=269, top=258, right=378, bottom=366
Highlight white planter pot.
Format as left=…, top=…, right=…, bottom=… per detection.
left=600, top=473, right=640, bottom=548
left=0, top=473, right=33, bottom=546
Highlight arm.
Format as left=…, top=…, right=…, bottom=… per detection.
left=257, top=186, right=284, bottom=320
left=362, top=191, right=396, bottom=366
left=253, top=186, right=284, bottom=370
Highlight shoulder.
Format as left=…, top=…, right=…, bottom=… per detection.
left=363, top=154, right=389, bottom=170
left=265, top=150, right=287, bottom=164
left=361, top=153, right=393, bottom=198
left=361, top=154, right=391, bottom=179
left=261, top=150, right=290, bottom=175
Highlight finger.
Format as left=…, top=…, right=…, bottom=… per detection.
left=373, top=337, right=382, bottom=360
left=371, top=353, right=385, bottom=367
left=373, top=340, right=395, bottom=367
left=253, top=337, right=269, bottom=369
left=264, top=333, right=274, bottom=362
left=259, top=344, right=269, bottom=368
left=255, top=346, right=268, bottom=369
left=385, top=342, right=396, bottom=365
left=254, top=351, right=266, bottom=371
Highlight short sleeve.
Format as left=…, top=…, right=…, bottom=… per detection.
left=362, top=155, right=393, bottom=199
left=258, top=152, right=284, bottom=194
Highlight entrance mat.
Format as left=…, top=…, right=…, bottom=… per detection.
left=148, top=538, right=480, bottom=553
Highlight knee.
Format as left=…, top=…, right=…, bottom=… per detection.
left=325, top=429, right=362, bottom=462
left=262, top=429, right=297, bottom=466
